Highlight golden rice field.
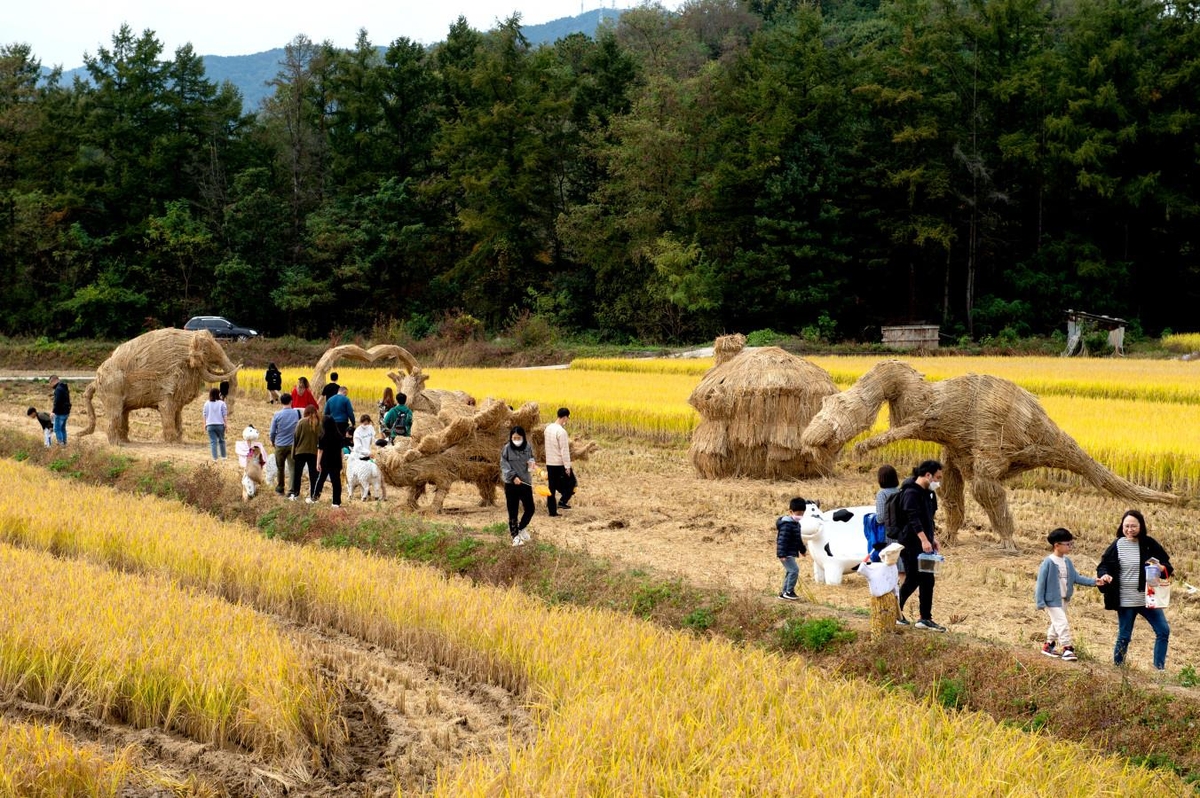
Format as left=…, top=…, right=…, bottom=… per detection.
left=0, top=541, right=337, bottom=771
left=241, top=355, right=1200, bottom=491
left=0, top=719, right=132, bottom=797
left=1162, top=332, right=1200, bottom=353
left=0, top=461, right=1181, bottom=796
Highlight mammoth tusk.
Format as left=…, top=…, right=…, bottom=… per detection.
left=202, top=366, right=240, bottom=383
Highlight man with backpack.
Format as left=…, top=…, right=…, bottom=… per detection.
left=896, top=459, right=946, bottom=632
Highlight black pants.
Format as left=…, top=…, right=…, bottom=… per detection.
left=292, top=453, right=317, bottom=498
left=546, top=465, right=575, bottom=514
left=313, top=460, right=342, bottom=505
left=899, top=545, right=935, bottom=621
left=504, top=481, right=534, bottom=536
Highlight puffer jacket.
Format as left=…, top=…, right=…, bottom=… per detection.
left=776, top=515, right=808, bottom=558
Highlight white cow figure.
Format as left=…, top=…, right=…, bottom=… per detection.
left=800, top=504, right=874, bottom=586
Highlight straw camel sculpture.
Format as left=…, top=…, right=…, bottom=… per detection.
left=80, top=328, right=240, bottom=444
left=688, top=333, right=839, bottom=479
left=800, top=360, right=1179, bottom=549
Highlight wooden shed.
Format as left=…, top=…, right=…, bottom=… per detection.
left=881, top=325, right=939, bottom=350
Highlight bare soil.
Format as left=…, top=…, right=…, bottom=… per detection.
left=7, top=376, right=1200, bottom=791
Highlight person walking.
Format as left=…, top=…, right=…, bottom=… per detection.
left=775, top=497, right=809, bottom=601
left=321, top=372, right=341, bottom=405
left=324, top=385, right=355, bottom=440
left=291, top=406, right=320, bottom=500
left=48, top=375, right=71, bottom=446
left=265, top=362, right=283, bottom=404
left=202, top=387, right=228, bottom=460
left=378, top=387, right=397, bottom=419
left=268, top=393, right=300, bottom=495
left=312, top=413, right=345, bottom=507
left=291, top=376, right=319, bottom=414
left=896, top=459, right=946, bottom=631
left=1035, top=528, right=1111, bottom=661
left=500, top=425, right=536, bottom=546
left=1097, top=509, right=1174, bottom=670
left=544, top=407, right=575, bottom=515
left=382, top=392, right=413, bottom=441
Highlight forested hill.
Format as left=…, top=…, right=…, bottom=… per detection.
left=6, top=0, right=1200, bottom=343
left=49, top=9, right=629, bottom=109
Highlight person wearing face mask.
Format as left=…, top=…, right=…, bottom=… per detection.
left=896, top=459, right=945, bottom=632
left=500, top=425, right=537, bottom=547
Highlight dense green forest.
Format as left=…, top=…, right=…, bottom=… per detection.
left=2, top=0, right=1199, bottom=343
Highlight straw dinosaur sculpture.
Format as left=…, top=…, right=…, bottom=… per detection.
left=308, top=342, right=596, bottom=512
left=80, top=328, right=240, bottom=444
left=376, top=399, right=598, bottom=513
left=800, top=360, right=1178, bottom=549
left=688, top=333, right=839, bottom=479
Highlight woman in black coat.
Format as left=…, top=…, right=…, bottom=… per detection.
left=312, top=414, right=344, bottom=507
left=1096, top=509, right=1173, bottom=670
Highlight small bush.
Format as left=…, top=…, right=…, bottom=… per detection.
left=682, top=607, right=715, bottom=632
left=1180, top=664, right=1200, bottom=688
left=934, top=674, right=968, bottom=709
left=778, top=617, right=855, bottom=653
left=507, top=310, right=559, bottom=349
left=745, top=329, right=784, bottom=347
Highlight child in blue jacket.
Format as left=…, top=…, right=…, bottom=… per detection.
left=1035, top=528, right=1111, bottom=661
left=776, top=497, right=809, bottom=601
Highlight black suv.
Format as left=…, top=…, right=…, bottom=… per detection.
left=183, top=316, right=259, bottom=341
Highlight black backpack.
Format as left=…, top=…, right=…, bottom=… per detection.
left=880, top=489, right=907, bottom=542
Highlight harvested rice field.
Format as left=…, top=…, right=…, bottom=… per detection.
left=1, top=351, right=1199, bottom=796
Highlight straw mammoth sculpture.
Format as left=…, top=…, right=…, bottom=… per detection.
left=688, top=333, right=839, bottom=479
left=80, top=329, right=240, bottom=445
left=800, top=360, right=1178, bottom=549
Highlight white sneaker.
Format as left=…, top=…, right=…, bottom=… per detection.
left=305, top=497, right=315, bottom=504
left=511, top=536, right=525, bottom=547
left=519, top=529, right=531, bottom=543
left=331, top=504, right=340, bottom=509
left=287, top=495, right=297, bottom=501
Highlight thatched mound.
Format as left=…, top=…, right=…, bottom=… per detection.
left=80, top=329, right=240, bottom=444
left=688, top=336, right=839, bottom=479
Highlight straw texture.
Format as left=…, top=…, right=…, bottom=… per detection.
left=688, top=335, right=839, bottom=479
left=80, top=329, right=239, bottom=444
left=800, top=360, right=1179, bottom=548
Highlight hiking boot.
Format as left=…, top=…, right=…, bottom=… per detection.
left=1041, top=641, right=1060, bottom=658
left=895, top=615, right=911, bottom=627
left=778, top=592, right=799, bottom=601
left=914, top=619, right=947, bottom=632
left=1060, top=646, right=1078, bottom=662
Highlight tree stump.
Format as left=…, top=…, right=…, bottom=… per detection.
left=870, top=592, right=901, bottom=640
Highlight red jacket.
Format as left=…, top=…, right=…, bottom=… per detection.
left=290, top=387, right=320, bottom=413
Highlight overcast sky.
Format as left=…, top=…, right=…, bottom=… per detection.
left=6, top=0, right=625, bottom=69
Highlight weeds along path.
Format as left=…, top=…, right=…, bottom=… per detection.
left=0, top=611, right=531, bottom=797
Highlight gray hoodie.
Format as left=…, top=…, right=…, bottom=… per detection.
left=500, top=441, right=534, bottom=485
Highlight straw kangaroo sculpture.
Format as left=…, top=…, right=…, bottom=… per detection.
left=801, top=360, right=1178, bottom=549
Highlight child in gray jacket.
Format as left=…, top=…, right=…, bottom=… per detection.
left=1035, top=528, right=1112, bottom=661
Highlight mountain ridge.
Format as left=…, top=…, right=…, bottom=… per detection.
left=44, top=9, right=628, bottom=110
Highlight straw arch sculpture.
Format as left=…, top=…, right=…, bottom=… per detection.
left=688, top=334, right=840, bottom=479
left=80, top=328, right=240, bottom=444
left=310, top=343, right=420, bottom=400
left=799, top=360, right=1179, bottom=549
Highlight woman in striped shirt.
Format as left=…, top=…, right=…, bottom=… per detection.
left=1097, top=509, right=1173, bottom=670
